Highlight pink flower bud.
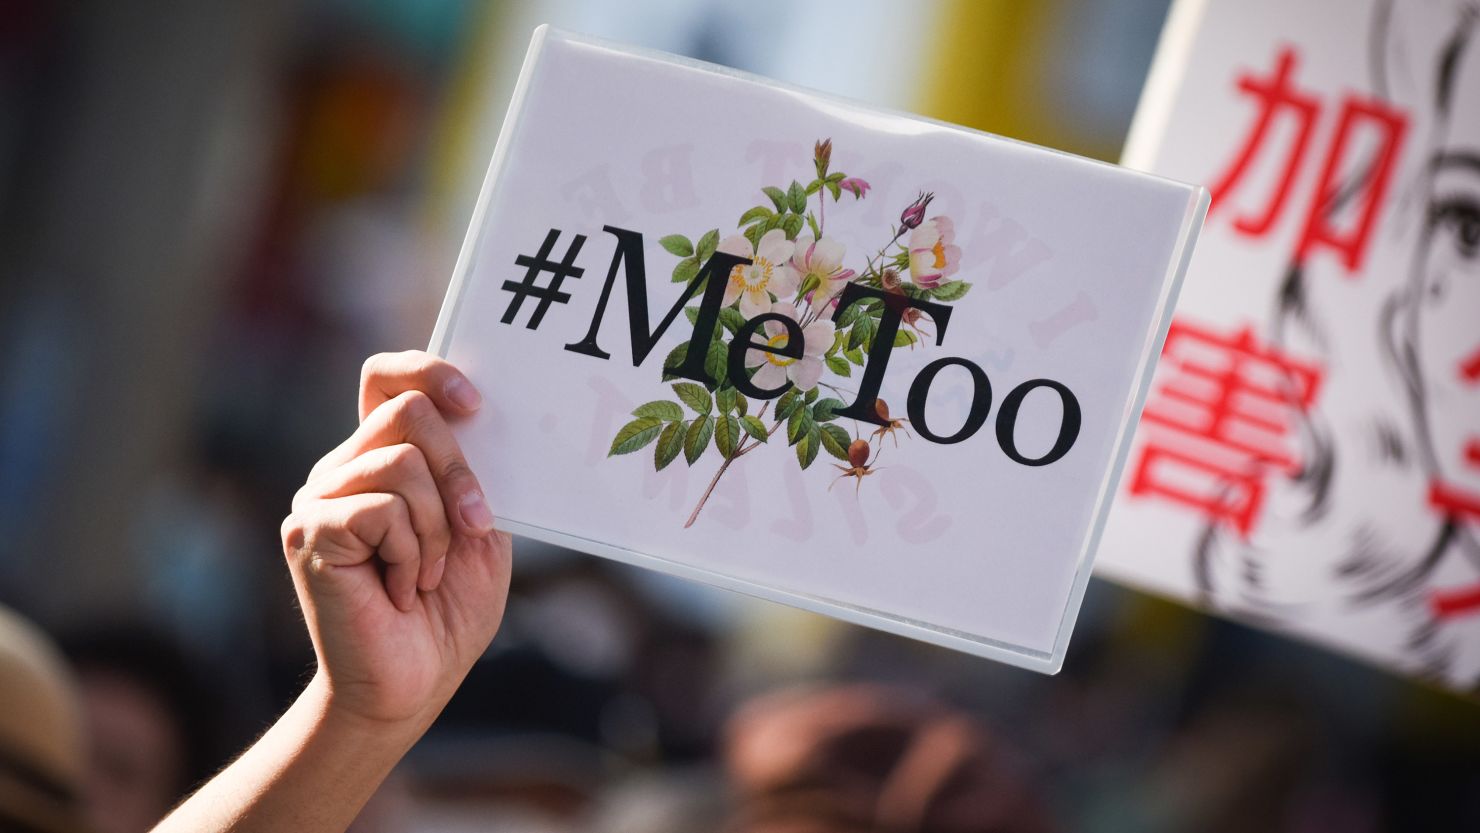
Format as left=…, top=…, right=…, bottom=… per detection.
left=838, top=177, right=870, bottom=199
left=900, top=192, right=934, bottom=230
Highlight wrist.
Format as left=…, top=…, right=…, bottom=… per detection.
left=302, top=672, right=437, bottom=753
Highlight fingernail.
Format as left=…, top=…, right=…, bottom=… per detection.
left=428, top=556, right=447, bottom=589
left=445, top=376, right=482, bottom=410
left=459, top=491, right=495, bottom=532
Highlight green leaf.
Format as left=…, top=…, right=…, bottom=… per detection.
left=787, top=405, right=814, bottom=446
left=930, top=280, right=972, bottom=302
left=716, top=387, right=736, bottom=413
left=660, top=341, right=690, bottom=380
left=738, top=205, right=772, bottom=226
left=806, top=212, right=821, bottom=238
left=715, top=414, right=741, bottom=458
left=673, top=382, right=712, bottom=414
left=655, top=420, right=686, bottom=470
left=813, top=397, right=846, bottom=422
left=660, top=234, right=693, bottom=257
left=829, top=327, right=848, bottom=355
left=697, top=228, right=720, bottom=261
left=826, top=171, right=846, bottom=183
left=849, top=315, right=876, bottom=351
left=719, top=307, right=746, bottom=335
left=826, top=180, right=841, bottom=201
left=775, top=388, right=801, bottom=421
left=762, top=186, right=787, bottom=212
left=704, top=338, right=729, bottom=389
left=733, top=390, right=748, bottom=417
left=672, top=256, right=700, bottom=284
left=835, top=302, right=862, bottom=328
left=795, top=426, right=820, bottom=469
left=633, top=400, right=684, bottom=422
left=684, top=306, right=701, bottom=325
left=741, top=415, right=768, bottom=442
left=805, top=386, right=820, bottom=404
left=805, top=179, right=822, bottom=195
left=609, top=417, right=665, bottom=456
left=684, top=415, right=713, bottom=464
left=744, top=223, right=764, bottom=249
left=820, top=424, right=851, bottom=461
left=893, top=329, right=917, bottom=348
left=787, top=180, right=807, bottom=214
left=825, top=354, right=851, bottom=377
left=780, top=214, right=804, bottom=239
left=845, top=346, right=865, bottom=366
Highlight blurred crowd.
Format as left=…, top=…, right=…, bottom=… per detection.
left=1, top=1, right=1477, bottom=831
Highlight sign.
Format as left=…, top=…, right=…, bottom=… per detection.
left=432, top=27, right=1206, bottom=672
left=1101, top=0, right=1480, bottom=689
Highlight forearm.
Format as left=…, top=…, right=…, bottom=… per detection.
left=152, top=673, right=426, bottom=833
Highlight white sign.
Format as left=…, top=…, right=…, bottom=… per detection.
left=432, top=27, right=1206, bottom=672
left=1100, top=0, right=1480, bottom=690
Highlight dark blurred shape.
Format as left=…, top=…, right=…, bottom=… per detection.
left=60, top=624, right=237, bottom=833
left=724, top=684, right=1056, bottom=833
left=0, top=605, right=89, bottom=833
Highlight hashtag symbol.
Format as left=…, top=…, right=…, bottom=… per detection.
left=501, top=229, right=587, bottom=329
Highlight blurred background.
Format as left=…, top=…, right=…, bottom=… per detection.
left=1, top=1, right=1477, bottom=831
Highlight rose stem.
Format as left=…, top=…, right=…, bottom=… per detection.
left=682, top=401, right=782, bottom=528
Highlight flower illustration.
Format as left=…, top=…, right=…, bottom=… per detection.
left=605, top=139, right=974, bottom=528
left=907, top=216, right=961, bottom=288
left=719, top=228, right=798, bottom=318
left=791, top=234, right=855, bottom=308
left=744, top=302, right=835, bottom=392
left=900, top=191, right=934, bottom=230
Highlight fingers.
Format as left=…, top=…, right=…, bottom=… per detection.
left=360, top=351, right=481, bottom=423
left=283, top=492, right=422, bottom=612
left=312, top=389, right=495, bottom=540
left=298, top=443, right=452, bottom=592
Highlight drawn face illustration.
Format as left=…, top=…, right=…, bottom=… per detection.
left=1409, top=39, right=1480, bottom=510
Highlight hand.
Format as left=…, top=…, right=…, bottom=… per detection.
left=281, top=351, right=512, bottom=732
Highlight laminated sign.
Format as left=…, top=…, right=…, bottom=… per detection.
left=432, top=27, right=1206, bottom=672
left=1101, top=0, right=1480, bottom=690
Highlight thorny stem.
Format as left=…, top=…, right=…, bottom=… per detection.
left=862, top=226, right=907, bottom=283
left=683, top=401, right=782, bottom=528
left=818, top=182, right=826, bottom=236
left=819, top=381, right=857, bottom=399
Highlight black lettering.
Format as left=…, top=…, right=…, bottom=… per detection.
left=996, top=379, right=1081, bottom=466
left=831, top=283, right=953, bottom=426
left=727, top=313, right=804, bottom=399
left=906, top=357, right=993, bottom=444
left=564, top=225, right=748, bottom=386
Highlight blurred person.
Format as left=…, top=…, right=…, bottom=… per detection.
left=61, top=626, right=236, bottom=833
left=723, top=684, right=1057, bottom=833
left=0, top=605, right=90, bottom=833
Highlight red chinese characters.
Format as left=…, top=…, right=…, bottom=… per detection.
left=1209, top=46, right=1408, bottom=273
left=1128, top=319, right=1323, bottom=536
